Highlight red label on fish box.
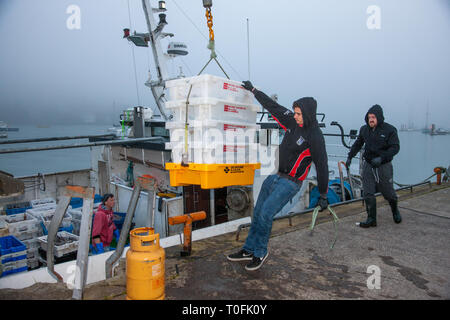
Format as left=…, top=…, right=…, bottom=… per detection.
left=223, top=82, right=241, bottom=92
left=224, top=104, right=247, bottom=113
left=223, top=124, right=247, bottom=131
left=223, top=145, right=245, bottom=152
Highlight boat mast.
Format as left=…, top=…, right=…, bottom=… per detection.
left=141, top=0, right=172, bottom=120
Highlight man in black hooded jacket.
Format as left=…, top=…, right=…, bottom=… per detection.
left=346, top=104, right=402, bottom=227
left=227, top=81, right=329, bottom=271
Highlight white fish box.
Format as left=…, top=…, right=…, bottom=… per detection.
left=166, top=119, right=259, bottom=146
left=165, top=97, right=259, bottom=124
left=67, top=208, right=82, bottom=221
left=13, top=229, right=43, bottom=241
left=38, top=231, right=79, bottom=258
left=27, top=204, right=71, bottom=214
left=27, top=208, right=72, bottom=227
left=5, top=213, right=39, bottom=234
left=167, top=141, right=259, bottom=164
left=166, top=74, right=254, bottom=106
left=26, top=208, right=55, bottom=217
left=2, top=213, right=25, bottom=223
left=30, top=198, right=56, bottom=208
left=26, top=208, right=72, bottom=236
left=30, top=203, right=57, bottom=211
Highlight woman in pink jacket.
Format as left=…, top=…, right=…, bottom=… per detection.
left=92, top=194, right=120, bottom=253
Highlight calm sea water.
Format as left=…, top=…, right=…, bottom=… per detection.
left=1, top=124, right=449, bottom=186
left=0, top=124, right=111, bottom=177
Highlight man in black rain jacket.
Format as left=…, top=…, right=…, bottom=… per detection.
left=227, top=81, right=329, bottom=271
left=346, top=104, right=402, bottom=227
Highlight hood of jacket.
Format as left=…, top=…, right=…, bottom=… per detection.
left=293, top=97, right=318, bottom=129
left=365, top=104, right=385, bottom=126
left=97, top=204, right=113, bottom=215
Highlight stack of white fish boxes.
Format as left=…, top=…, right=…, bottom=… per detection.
left=24, top=198, right=60, bottom=269
left=2, top=199, right=48, bottom=271
left=165, top=74, right=259, bottom=165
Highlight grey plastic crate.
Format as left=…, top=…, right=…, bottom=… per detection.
left=26, top=247, right=39, bottom=260
left=71, top=218, right=81, bottom=236
left=22, top=238, right=40, bottom=250
left=14, top=229, right=43, bottom=241
left=27, top=257, right=40, bottom=270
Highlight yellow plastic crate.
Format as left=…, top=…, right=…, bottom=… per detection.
left=165, top=163, right=261, bottom=189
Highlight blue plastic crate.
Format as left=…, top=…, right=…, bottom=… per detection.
left=113, top=212, right=126, bottom=222
left=39, top=222, right=74, bottom=236
left=70, top=195, right=102, bottom=209
left=1, top=251, right=27, bottom=264
left=70, top=197, right=83, bottom=209
left=0, top=235, right=27, bottom=256
left=6, top=206, right=32, bottom=216
left=113, top=212, right=126, bottom=231
left=1, top=265, right=28, bottom=277
left=59, top=225, right=74, bottom=234
left=6, top=201, right=31, bottom=210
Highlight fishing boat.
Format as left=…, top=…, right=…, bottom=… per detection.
left=429, top=124, right=449, bottom=136
left=0, top=1, right=362, bottom=286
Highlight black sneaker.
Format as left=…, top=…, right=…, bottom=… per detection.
left=245, top=251, right=269, bottom=271
left=227, top=249, right=253, bottom=261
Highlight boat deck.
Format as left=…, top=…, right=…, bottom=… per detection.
left=1, top=183, right=449, bottom=300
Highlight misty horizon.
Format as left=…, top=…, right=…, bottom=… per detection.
left=1, top=0, right=449, bottom=130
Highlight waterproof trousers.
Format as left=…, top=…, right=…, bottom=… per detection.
left=362, top=160, right=397, bottom=202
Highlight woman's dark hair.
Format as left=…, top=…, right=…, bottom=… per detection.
left=102, top=193, right=114, bottom=205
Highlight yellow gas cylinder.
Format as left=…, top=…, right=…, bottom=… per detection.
left=126, top=227, right=165, bottom=300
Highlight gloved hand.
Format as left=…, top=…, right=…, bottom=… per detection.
left=345, top=157, right=352, bottom=169
left=242, top=80, right=254, bottom=92
left=318, top=195, right=328, bottom=212
left=94, top=242, right=104, bottom=254
left=114, top=229, right=120, bottom=240
left=370, top=157, right=382, bottom=168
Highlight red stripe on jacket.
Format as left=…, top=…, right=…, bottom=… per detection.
left=298, top=163, right=312, bottom=181
left=288, top=148, right=311, bottom=177
left=271, top=115, right=288, bottom=132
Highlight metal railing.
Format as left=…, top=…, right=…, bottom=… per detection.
left=234, top=180, right=433, bottom=241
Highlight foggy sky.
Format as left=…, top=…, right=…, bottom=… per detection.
left=0, top=0, right=449, bottom=130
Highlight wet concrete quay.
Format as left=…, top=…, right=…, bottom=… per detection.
left=1, top=183, right=449, bottom=300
